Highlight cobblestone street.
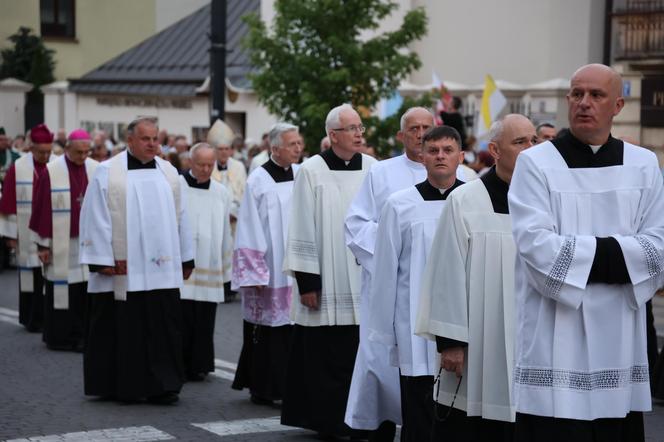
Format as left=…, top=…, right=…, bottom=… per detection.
left=1, top=269, right=663, bottom=441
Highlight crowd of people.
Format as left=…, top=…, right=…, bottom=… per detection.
left=0, top=63, right=664, bottom=441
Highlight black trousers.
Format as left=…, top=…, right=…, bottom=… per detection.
left=180, top=299, right=217, bottom=376
left=84, top=290, right=184, bottom=401
left=43, top=281, right=87, bottom=350
left=281, top=324, right=363, bottom=437
left=431, top=403, right=514, bottom=442
left=18, top=267, right=44, bottom=332
left=399, top=374, right=434, bottom=442
left=84, top=292, right=116, bottom=397
left=232, top=320, right=292, bottom=400
left=514, top=411, right=644, bottom=442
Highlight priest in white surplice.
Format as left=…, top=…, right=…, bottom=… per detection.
left=179, top=142, right=233, bottom=381
left=231, top=123, right=301, bottom=405
left=30, top=129, right=99, bottom=352
left=0, top=124, right=52, bottom=332
left=509, top=64, right=664, bottom=442
left=80, top=117, right=195, bottom=405
left=343, top=107, right=432, bottom=440
left=281, top=104, right=376, bottom=438
left=369, top=125, right=464, bottom=442
left=416, top=114, right=537, bottom=441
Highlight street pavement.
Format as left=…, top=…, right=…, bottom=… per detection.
left=1, top=268, right=663, bottom=441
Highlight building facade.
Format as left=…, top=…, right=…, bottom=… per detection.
left=609, top=0, right=664, bottom=156
left=7, top=0, right=662, bottom=153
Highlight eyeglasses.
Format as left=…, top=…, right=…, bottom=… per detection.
left=433, top=366, right=463, bottom=422
left=332, top=125, right=366, bottom=134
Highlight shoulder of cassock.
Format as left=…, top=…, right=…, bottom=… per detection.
left=624, top=141, right=660, bottom=165
left=227, top=156, right=245, bottom=169
left=446, top=177, right=489, bottom=209
left=361, top=153, right=378, bottom=168
left=384, top=184, right=421, bottom=212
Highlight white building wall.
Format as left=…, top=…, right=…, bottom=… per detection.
left=69, top=92, right=275, bottom=144
left=260, top=0, right=604, bottom=87
left=42, top=0, right=615, bottom=148
left=75, top=95, right=210, bottom=142
left=226, top=92, right=278, bottom=142
left=155, top=0, right=211, bottom=32
left=409, top=0, right=605, bottom=86
left=0, top=79, right=31, bottom=138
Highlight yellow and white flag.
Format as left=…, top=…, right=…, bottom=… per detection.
left=476, top=74, right=507, bottom=137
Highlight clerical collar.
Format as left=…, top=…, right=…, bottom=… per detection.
left=319, top=147, right=362, bottom=171
left=33, top=157, right=47, bottom=171
left=415, top=178, right=463, bottom=201
left=64, top=154, right=84, bottom=170
left=262, top=158, right=294, bottom=183
left=480, top=166, right=510, bottom=214
left=552, top=131, right=623, bottom=168
left=127, top=151, right=156, bottom=169
left=216, top=161, right=228, bottom=171
left=184, top=170, right=211, bottom=189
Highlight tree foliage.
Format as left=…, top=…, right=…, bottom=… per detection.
left=243, top=0, right=427, bottom=153
left=0, top=27, right=56, bottom=90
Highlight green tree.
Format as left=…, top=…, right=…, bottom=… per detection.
left=243, top=0, right=427, bottom=154
left=1, top=26, right=56, bottom=89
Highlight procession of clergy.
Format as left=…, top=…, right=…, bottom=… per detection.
left=1, top=62, right=663, bottom=442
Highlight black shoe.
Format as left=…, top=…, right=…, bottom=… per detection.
left=73, top=340, right=85, bottom=353
left=46, top=342, right=77, bottom=352
left=250, top=394, right=274, bottom=406
left=118, top=397, right=142, bottom=405
left=187, top=372, right=206, bottom=382
left=146, top=392, right=179, bottom=405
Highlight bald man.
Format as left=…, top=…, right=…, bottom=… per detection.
left=344, top=107, right=434, bottom=440
left=509, top=64, right=664, bottom=441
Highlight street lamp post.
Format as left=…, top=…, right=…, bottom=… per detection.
left=210, top=0, right=226, bottom=125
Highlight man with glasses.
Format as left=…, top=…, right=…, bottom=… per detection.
left=0, top=123, right=53, bottom=332
left=29, top=129, right=99, bottom=351
left=343, top=107, right=433, bottom=440
left=282, top=104, right=376, bottom=439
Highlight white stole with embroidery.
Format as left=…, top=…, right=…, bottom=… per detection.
left=46, top=156, right=98, bottom=309
left=14, top=153, right=40, bottom=291
left=107, top=153, right=182, bottom=301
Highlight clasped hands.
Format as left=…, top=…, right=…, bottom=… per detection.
left=440, top=347, right=465, bottom=378
left=300, top=291, right=320, bottom=310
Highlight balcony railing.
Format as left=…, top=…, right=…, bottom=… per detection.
left=612, top=0, right=664, bottom=60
